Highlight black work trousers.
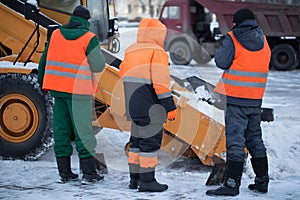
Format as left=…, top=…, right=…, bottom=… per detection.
left=225, top=104, right=267, bottom=162
left=130, top=120, right=164, bottom=153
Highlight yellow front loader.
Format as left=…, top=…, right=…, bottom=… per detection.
left=0, top=0, right=273, bottom=185
left=0, top=0, right=119, bottom=159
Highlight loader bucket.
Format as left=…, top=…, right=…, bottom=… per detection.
left=205, top=162, right=226, bottom=186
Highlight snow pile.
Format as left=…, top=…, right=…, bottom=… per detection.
left=174, top=86, right=224, bottom=124
left=27, top=0, right=37, bottom=6
left=0, top=61, right=38, bottom=69
left=194, top=85, right=224, bottom=124
left=259, top=121, right=300, bottom=179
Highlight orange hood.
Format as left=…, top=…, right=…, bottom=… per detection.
left=136, top=18, right=167, bottom=48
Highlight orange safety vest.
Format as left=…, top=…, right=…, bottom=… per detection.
left=42, top=29, right=97, bottom=95
left=119, top=42, right=172, bottom=99
left=214, top=31, right=271, bottom=99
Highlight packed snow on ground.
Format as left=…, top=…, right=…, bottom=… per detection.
left=1, top=28, right=300, bottom=200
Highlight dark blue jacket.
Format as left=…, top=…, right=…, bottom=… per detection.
left=215, top=20, right=266, bottom=107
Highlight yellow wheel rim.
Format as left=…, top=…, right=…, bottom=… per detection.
left=0, top=94, right=39, bottom=143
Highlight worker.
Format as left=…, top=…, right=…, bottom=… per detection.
left=119, top=18, right=177, bottom=192
left=38, top=5, right=105, bottom=184
left=206, top=8, right=271, bottom=196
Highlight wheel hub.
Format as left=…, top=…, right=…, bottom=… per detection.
left=0, top=94, right=38, bottom=143
left=278, top=52, right=288, bottom=64
left=175, top=48, right=185, bottom=58
left=3, top=102, right=31, bottom=134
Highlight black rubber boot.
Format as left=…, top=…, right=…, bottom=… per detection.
left=56, top=157, right=78, bottom=183
left=206, top=160, right=244, bottom=196
left=248, top=156, right=269, bottom=193
left=80, top=157, right=104, bottom=184
left=138, top=168, right=168, bottom=192
left=129, top=164, right=139, bottom=189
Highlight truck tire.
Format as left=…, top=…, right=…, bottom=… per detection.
left=270, top=44, right=298, bottom=71
left=0, top=73, right=53, bottom=160
left=170, top=41, right=192, bottom=65
left=193, top=44, right=212, bottom=64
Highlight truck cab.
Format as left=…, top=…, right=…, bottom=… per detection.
left=159, top=0, right=218, bottom=65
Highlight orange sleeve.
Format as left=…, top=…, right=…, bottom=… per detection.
left=150, top=50, right=172, bottom=97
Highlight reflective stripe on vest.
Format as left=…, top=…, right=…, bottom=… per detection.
left=42, top=30, right=97, bottom=95
left=214, top=31, right=271, bottom=99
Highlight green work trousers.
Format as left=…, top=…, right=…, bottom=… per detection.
left=53, top=96, right=96, bottom=159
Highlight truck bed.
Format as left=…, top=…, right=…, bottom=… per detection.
left=196, top=0, right=300, bottom=37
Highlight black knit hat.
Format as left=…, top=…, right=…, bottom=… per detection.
left=73, top=5, right=91, bottom=20
left=232, top=8, right=255, bottom=24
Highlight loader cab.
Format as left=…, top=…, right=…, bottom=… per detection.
left=37, top=0, right=118, bottom=51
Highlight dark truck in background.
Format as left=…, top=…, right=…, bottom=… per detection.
left=159, top=0, right=300, bottom=71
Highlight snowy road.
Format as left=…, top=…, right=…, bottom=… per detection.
left=1, top=158, right=300, bottom=200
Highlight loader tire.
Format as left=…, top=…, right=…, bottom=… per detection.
left=0, top=73, right=53, bottom=160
